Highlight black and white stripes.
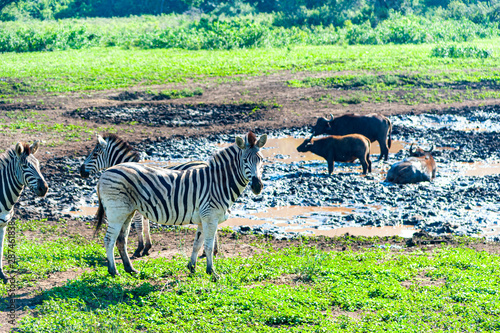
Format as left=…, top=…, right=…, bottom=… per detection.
left=95, top=131, right=267, bottom=280
left=80, top=133, right=207, bottom=257
left=0, top=141, right=48, bottom=283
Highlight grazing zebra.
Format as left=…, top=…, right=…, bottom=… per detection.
left=0, top=141, right=48, bottom=283
left=80, top=133, right=209, bottom=257
left=95, top=131, right=267, bottom=280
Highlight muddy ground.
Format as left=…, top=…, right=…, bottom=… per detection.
left=8, top=104, right=500, bottom=242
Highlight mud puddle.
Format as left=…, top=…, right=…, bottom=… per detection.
left=464, top=162, right=500, bottom=177
left=17, top=105, right=500, bottom=242
left=218, top=137, right=407, bottom=163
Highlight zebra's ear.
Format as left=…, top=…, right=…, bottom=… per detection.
left=30, top=140, right=40, bottom=155
left=235, top=136, right=246, bottom=149
left=15, top=142, right=24, bottom=157
left=256, top=134, right=267, bottom=148
left=97, top=135, right=107, bottom=149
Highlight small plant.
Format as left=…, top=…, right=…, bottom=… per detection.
left=431, top=44, right=492, bottom=59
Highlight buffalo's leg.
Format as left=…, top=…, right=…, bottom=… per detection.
left=379, top=139, right=389, bottom=161
left=328, top=160, right=335, bottom=175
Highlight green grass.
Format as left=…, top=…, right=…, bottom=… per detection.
left=0, top=111, right=116, bottom=143
left=1, top=219, right=499, bottom=332
left=1, top=39, right=500, bottom=101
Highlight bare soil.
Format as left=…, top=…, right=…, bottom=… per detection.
left=2, top=72, right=500, bottom=161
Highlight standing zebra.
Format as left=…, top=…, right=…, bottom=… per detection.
left=0, top=141, right=48, bottom=283
left=95, top=131, right=267, bottom=280
left=80, top=133, right=209, bottom=257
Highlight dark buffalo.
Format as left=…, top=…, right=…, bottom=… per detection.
left=311, top=113, right=392, bottom=161
left=297, top=134, right=372, bottom=174
left=386, top=144, right=437, bottom=184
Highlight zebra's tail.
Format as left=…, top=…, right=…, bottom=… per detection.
left=94, top=190, right=106, bottom=237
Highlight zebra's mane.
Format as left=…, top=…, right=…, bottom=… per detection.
left=102, top=133, right=141, bottom=161
left=208, top=144, right=240, bottom=169
left=0, top=143, right=29, bottom=170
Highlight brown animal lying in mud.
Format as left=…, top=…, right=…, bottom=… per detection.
left=310, top=113, right=392, bottom=161
left=386, top=144, right=437, bottom=184
left=297, top=134, right=372, bottom=174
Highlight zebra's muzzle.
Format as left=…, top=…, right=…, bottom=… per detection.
left=250, top=176, right=263, bottom=195
left=80, top=164, right=90, bottom=178
left=35, top=179, right=49, bottom=197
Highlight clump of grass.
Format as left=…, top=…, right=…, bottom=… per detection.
left=431, top=44, right=492, bottom=59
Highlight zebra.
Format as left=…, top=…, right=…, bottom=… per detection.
left=95, top=131, right=267, bottom=281
left=80, top=133, right=209, bottom=257
left=0, top=141, right=48, bottom=283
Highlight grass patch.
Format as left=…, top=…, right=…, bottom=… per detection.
left=0, top=38, right=499, bottom=101
left=0, top=111, right=116, bottom=143
left=0, top=227, right=497, bottom=332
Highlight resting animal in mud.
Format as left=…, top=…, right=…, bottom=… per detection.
left=94, top=131, right=266, bottom=281
left=80, top=133, right=213, bottom=258
left=297, top=134, right=372, bottom=174
left=386, top=144, right=437, bottom=184
left=0, top=141, right=48, bottom=283
left=311, top=113, right=392, bottom=161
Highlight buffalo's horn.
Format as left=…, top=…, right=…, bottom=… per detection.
left=309, top=133, right=314, bottom=140
left=329, top=113, right=334, bottom=121
left=409, top=143, right=415, bottom=154
left=426, top=145, right=434, bottom=153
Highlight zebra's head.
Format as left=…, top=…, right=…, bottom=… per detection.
left=80, top=134, right=140, bottom=178
left=15, top=141, right=48, bottom=197
left=236, top=132, right=267, bottom=195
left=80, top=135, right=109, bottom=178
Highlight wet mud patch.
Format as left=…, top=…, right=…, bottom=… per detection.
left=14, top=106, right=500, bottom=242
left=64, top=103, right=267, bottom=127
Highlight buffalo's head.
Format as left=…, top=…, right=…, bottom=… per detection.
left=310, top=114, right=334, bottom=136
left=409, top=143, right=434, bottom=157
left=297, top=137, right=314, bottom=153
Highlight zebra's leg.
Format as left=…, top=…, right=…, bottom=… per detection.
left=141, top=218, right=152, bottom=257
left=188, top=224, right=205, bottom=274
left=199, top=231, right=219, bottom=258
left=132, top=212, right=144, bottom=258
left=202, top=219, right=219, bottom=281
left=0, top=224, right=7, bottom=283
left=116, top=214, right=137, bottom=274
left=104, top=216, right=129, bottom=277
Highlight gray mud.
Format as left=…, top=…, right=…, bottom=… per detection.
left=15, top=105, right=500, bottom=241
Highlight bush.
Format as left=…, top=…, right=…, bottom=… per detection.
left=431, top=44, right=493, bottom=58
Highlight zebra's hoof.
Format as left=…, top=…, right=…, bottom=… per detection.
left=126, top=269, right=139, bottom=275
left=187, top=262, right=196, bottom=274
left=141, top=250, right=150, bottom=257
left=210, top=272, right=220, bottom=282
left=132, top=251, right=142, bottom=259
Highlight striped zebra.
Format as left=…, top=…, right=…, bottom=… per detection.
left=0, top=141, right=48, bottom=283
left=95, top=131, right=267, bottom=280
left=80, top=133, right=208, bottom=257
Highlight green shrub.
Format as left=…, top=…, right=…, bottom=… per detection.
left=431, top=44, right=493, bottom=58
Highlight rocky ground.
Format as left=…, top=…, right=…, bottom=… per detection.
left=13, top=104, right=500, bottom=241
